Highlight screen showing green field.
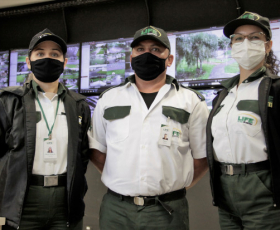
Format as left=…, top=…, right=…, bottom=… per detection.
left=0, top=51, right=9, bottom=89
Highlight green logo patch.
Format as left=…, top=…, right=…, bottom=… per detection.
left=238, top=11, right=260, bottom=21
left=141, top=26, right=161, bottom=37
left=238, top=116, right=254, bottom=125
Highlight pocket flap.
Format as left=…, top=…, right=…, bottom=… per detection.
left=162, top=106, right=190, bottom=124
left=237, top=100, right=260, bottom=116
left=104, top=106, right=131, bottom=120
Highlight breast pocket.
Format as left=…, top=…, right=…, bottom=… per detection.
left=236, top=100, right=261, bottom=137
left=104, top=106, right=131, bottom=143
left=162, top=106, right=190, bottom=144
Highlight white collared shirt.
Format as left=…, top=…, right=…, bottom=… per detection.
left=32, top=92, right=68, bottom=175
left=88, top=78, right=209, bottom=196
left=211, top=77, right=267, bottom=164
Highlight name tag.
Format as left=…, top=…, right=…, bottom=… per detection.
left=43, top=138, right=57, bottom=162
left=158, top=124, right=172, bottom=147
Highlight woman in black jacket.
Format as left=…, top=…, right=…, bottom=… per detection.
left=206, top=12, right=280, bottom=229
left=0, top=29, right=91, bottom=230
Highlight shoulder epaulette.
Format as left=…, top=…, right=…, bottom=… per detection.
left=180, top=84, right=205, bottom=101
left=99, top=82, right=126, bottom=98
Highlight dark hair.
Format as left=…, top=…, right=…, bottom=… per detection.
left=265, top=49, right=280, bottom=75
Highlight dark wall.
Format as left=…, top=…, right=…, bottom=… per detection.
left=1, top=0, right=280, bottom=51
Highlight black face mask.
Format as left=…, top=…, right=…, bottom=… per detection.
left=30, top=58, right=64, bottom=83
left=131, top=52, right=168, bottom=81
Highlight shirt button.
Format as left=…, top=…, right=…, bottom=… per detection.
left=141, top=145, right=145, bottom=149
left=141, top=177, right=145, bottom=181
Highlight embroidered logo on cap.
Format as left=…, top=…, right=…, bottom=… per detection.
left=141, top=26, right=161, bottom=37
left=38, top=33, right=53, bottom=39
left=238, top=11, right=260, bottom=21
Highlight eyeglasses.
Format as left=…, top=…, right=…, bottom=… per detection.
left=230, top=32, right=267, bottom=44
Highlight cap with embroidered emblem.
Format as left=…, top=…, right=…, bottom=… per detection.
left=223, top=11, right=272, bottom=39
left=131, top=25, right=170, bottom=50
left=28, top=28, right=67, bottom=56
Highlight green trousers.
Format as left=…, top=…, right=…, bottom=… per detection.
left=99, top=192, right=189, bottom=230
left=3, top=185, right=83, bottom=230
left=217, top=170, right=280, bottom=230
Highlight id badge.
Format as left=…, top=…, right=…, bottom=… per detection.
left=158, top=124, right=172, bottom=147
left=43, top=138, right=57, bottom=162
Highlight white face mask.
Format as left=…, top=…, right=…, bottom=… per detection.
left=231, top=39, right=266, bottom=70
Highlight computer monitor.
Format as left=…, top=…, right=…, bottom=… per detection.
left=80, top=35, right=176, bottom=94
left=59, top=43, right=80, bottom=92
left=9, top=49, right=29, bottom=86
left=175, top=18, right=280, bottom=88
left=80, top=38, right=132, bottom=94
left=9, top=44, right=80, bottom=91
left=0, top=51, right=9, bottom=89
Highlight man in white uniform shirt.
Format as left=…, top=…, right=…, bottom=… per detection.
left=89, top=26, right=209, bottom=230
left=0, top=29, right=91, bottom=230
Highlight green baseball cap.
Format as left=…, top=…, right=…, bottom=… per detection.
left=131, top=25, right=170, bottom=50
left=223, top=11, right=272, bottom=39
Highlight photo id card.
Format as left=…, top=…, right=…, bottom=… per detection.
left=158, top=124, right=172, bottom=147
left=43, top=138, right=57, bottom=162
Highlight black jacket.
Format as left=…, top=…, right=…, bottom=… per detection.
left=0, top=81, right=91, bottom=228
left=206, top=68, right=280, bottom=207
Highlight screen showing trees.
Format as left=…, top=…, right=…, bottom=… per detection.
left=176, top=29, right=236, bottom=85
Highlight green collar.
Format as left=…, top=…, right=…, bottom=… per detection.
left=125, top=74, right=179, bottom=91
left=31, top=80, right=67, bottom=100
left=221, top=66, right=266, bottom=90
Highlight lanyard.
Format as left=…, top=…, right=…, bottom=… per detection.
left=36, top=96, right=60, bottom=140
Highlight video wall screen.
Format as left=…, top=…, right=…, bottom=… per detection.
left=175, top=28, right=234, bottom=88
left=9, top=49, right=29, bottom=87
left=80, top=35, right=176, bottom=94
left=85, top=95, right=99, bottom=117
left=197, top=88, right=221, bottom=110
left=60, top=43, right=80, bottom=92
left=9, top=44, right=80, bottom=91
left=80, top=39, right=132, bottom=94
left=0, top=51, right=9, bottom=89
left=175, top=18, right=280, bottom=88
left=5, top=18, right=280, bottom=92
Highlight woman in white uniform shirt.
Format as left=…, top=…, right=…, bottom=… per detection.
left=206, top=12, right=280, bottom=229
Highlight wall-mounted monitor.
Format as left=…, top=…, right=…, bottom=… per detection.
left=271, top=19, right=280, bottom=67
left=175, top=28, right=233, bottom=88
left=80, top=35, right=176, bottom=94
left=9, top=44, right=80, bottom=91
left=197, top=88, right=221, bottom=110
left=85, top=95, right=99, bottom=117
left=0, top=51, right=9, bottom=89
left=60, top=43, right=80, bottom=92
left=9, top=49, right=29, bottom=86
left=175, top=18, right=280, bottom=88
left=80, top=38, right=133, bottom=94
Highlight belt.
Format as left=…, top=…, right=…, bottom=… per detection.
left=30, top=174, right=67, bottom=187
left=107, top=188, right=186, bottom=215
left=218, top=160, right=270, bottom=176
